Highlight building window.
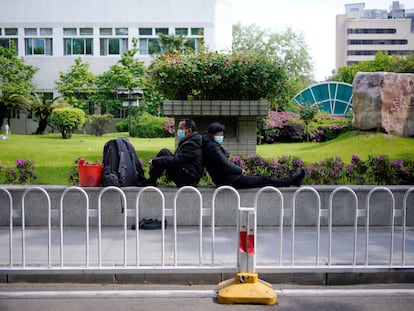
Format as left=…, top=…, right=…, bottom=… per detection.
left=64, top=38, right=93, bottom=55
left=139, top=28, right=152, bottom=36
left=99, top=28, right=128, bottom=55
left=80, top=28, right=93, bottom=36
left=348, top=39, right=408, bottom=45
left=25, top=38, right=53, bottom=55
left=63, top=28, right=77, bottom=36
left=5, top=28, right=18, bottom=36
left=347, top=50, right=414, bottom=56
left=40, top=28, right=53, bottom=36
left=0, top=38, right=18, bottom=49
left=155, top=28, right=168, bottom=35
left=1, top=27, right=18, bottom=50
left=139, top=38, right=161, bottom=55
left=24, top=28, right=37, bottom=36
left=63, top=28, right=93, bottom=55
left=347, top=28, right=397, bottom=34
left=139, top=27, right=204, bottom=55
left=24, top=28, right=53, bottom=55
left=100, top=28, right=113, bottom=36
left=175, top=28, right=188, bottom=36
left=115, top=28, right=128, bottom=36
left=100, top=38, right=128, bottom=55
left=191, top=28, right=204, bottom=36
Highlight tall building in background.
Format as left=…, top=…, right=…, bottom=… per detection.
left=0, top=0, right=232, bottom=96
left=336, top=1, right=414, bottom=72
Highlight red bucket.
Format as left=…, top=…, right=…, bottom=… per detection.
left=78, top=158, right=103, bottom=187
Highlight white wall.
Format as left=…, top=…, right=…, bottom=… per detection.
left=1, top=0, right=233, bottom=94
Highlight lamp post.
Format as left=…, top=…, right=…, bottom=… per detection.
left=116, top=88, right=144, bottom=135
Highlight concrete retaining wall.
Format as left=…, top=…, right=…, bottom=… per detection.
left=1, top=185, right=413, bottom=227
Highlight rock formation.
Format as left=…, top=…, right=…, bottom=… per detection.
left=352, top=72, right=414, bottom=137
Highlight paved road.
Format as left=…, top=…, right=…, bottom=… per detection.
left=1, top=284, right=414, bottom=311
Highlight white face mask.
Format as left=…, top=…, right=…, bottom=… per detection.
left=214, top=135, right=224, bottom=144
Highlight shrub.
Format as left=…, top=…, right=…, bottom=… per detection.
left=312, top=115, right=351, bottom=142
left=365, top=155, right=402, bottom=185
left=305, top=157, right=345, bottom=185
left=232, top=155, right=304, bottom=180
left=226, top=154, right=414, bottom=186
left=345, top=154, right=368, bottom=185
left=163, top=118, right=175, bottom=136
left=115, top=119, right=129, bottom=132
left=258, top=112, right=351, bottom=143
left=0, top=159, right=36, bottom=184
left=258, top=112, right=304, bottom=143
left=86, top=114, right=113, bottom=136
left=50, top=107, right=85, bottom=139
left=148, top=50, right=289, bottom=105
left=132, top=112, right=172, bottom=138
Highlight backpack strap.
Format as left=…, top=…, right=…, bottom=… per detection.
left=115, top=138, right=127, bottom=184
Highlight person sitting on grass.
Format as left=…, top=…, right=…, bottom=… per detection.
left=147, top=119, right=203, bottom=187
left=202, top=122, right=305, bottom=189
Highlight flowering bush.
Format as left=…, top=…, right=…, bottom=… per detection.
left=148, top=51, right=289, bottom=105
left=257, top=112, right=350, bottom=143
left=345, top=154, right=368, bottom=185
left=0, top=159, right=36, bottom=184
left=306, top=157, right=345, bottom=185
left=232, top=154, right=303, bottom=179
left=219, top=154, right=414, bottom=186
left=163, top=118, right=175, bottom=136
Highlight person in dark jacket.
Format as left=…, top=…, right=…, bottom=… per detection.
left=147, top=119, right=203, bottom=187
left=202, top=122, right=305, bottom=189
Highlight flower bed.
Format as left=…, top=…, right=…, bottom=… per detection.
left=229, top=154, right=414, bottom=185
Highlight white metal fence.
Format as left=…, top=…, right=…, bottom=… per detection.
left=0, top=185, right=414, bottom=275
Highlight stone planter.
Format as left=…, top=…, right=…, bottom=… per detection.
left=163, top=100, right=268, bottom=155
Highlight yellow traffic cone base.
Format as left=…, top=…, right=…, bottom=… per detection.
left=218, top=273, right=277, bottom=305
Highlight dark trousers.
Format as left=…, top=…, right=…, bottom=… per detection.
left=149, top=149, right=191, bottom=187
left=231, top=175, right=295, bottom=189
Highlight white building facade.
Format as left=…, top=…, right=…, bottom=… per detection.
left=0, top=0, right=233, bottom=96
left=336, top=1, right=414, bottom=71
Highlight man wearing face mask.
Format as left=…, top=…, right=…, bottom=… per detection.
left=147, top=119, right=203, bottom=187
left=202, top=122, right=305, bottom=189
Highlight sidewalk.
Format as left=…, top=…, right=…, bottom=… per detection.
left=1, top=225, right=414, bottom=285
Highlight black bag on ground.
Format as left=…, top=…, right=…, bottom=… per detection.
left=102, top=137, right=147, bottom=187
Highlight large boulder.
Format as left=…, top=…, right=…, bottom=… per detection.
left=352, top=72, right=384, bottom=130
left=352, top=72, right=414, bottom=137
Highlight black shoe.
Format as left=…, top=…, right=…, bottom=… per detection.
left=292, top=168, right=305, bottom=187
left=131, top=218, right=148, bottom=230
left=132, top=218, right=168, bottom=230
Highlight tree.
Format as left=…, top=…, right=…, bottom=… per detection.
left=332, top=51, right=414, bottom=83
left=0, top=42, right=37, bottom=128
left=232, top=23, right=314, bottom=110
left=50, top=107, right=85, bottom=139
left=55, top=57, right=95, bottom=110
left=91, top=39, right=147, bottom=121
left=31, top=93, right=61, bottom=134
left=157, top=33, right=199, bottom=54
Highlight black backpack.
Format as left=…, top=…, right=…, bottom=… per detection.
left=102, top=137, right=147, bottom=187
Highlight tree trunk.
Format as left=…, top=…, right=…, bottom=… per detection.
left=0, top=104, right=6, bottom=129
left=33, top=118, right=48, bottom=134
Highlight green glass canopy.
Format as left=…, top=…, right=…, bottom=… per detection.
left=293, top=81, right=353, bottom=115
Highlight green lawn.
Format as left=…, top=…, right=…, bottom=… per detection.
left=257, top=131, right=414, bottom=163
left=0, top=131, right=413, bottom=185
